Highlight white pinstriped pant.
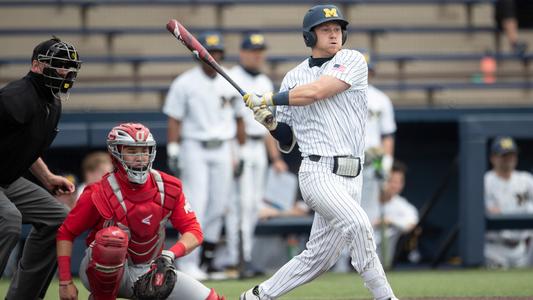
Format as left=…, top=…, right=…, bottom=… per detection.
left=260, top=157, right=393, bottom=300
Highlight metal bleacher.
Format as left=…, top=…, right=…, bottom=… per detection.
left=0, top=0, right=531, bottom=110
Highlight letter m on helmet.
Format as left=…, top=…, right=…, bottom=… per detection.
left=323, top=8, right=338, bottom=18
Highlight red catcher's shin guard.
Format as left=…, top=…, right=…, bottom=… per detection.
left=206, top=288, right=226, bottom=300
left=86, top=226, right=129, bottom=300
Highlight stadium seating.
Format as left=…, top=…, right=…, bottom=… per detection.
left=0, top=0, right=530, bottom=110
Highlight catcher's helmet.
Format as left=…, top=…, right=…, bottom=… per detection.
left=198, top=31, right=225, bottom=52
left=33, top=37, right=81, bottom=99
left=302, top=4, right=349, bottom=48
left=107, top=123, right=156, bottom=184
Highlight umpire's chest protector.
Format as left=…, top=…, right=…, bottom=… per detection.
left=91, top=171, right=177, bottom=264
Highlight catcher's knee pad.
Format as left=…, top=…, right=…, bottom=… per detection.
left=206, top=288, right=226, bottom=300
left=86, top=226, right=129, bottom=300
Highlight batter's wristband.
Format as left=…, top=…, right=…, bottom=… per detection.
left=272, top=91, right=290, bottom=106
left=57, top=256, right=72, bottom=281
left=170, top=242, right=187, bottom=258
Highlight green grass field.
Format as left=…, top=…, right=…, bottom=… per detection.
left=2, top=268, right=533, bottom=299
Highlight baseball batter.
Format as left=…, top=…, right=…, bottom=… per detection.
left=163, top=32, right=246, bottom=279
left=240, top=5, right=397, bottom=300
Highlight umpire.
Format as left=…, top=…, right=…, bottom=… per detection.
left=0, top=37, right=81, bottom=300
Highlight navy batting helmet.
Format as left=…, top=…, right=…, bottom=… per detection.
left=198, top=31, right=225, bottom=52
left=302, top=4, right=349, bottom=47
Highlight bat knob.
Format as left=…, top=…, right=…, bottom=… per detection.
left=265, top=114, right=274, bottom=125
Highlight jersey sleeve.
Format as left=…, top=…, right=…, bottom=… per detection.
left=162, top=76, right=187, bottom=121
left=323, top=49, right=367, bottom=90
left=169, top=188, right=203, bottom=243
left=57, top=186, right=102, bottom=241
left=380, top=94, right=397, bottom=136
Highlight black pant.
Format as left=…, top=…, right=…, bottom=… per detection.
left=0, top=177, right=69, bottom=300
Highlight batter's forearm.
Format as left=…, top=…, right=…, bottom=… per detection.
left=275, top=76, right=350, bottom=106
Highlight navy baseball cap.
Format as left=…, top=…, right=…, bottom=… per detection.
left=491, top=136, right=518, bottom=155
left=198, top=32, right=224, bottom=52
left=241, top=33, right=267, bottom=50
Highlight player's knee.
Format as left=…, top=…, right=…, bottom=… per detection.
left=344, top=220, right=373, bottom=241
left=205, top=288, right=226, bottom=300
left=92, top=226, right=129, bottom=267
left=87, top=227, right=129, bottom=298
left=0, top=207, right=22, bottom=236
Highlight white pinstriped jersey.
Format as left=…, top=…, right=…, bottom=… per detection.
left=485, top=170, right=533, bottom=241
left=365, top=85, right=396, bottom=149
left=229, top=65, right=274, bottom=137
left=163, top=66, right=246, bottom=141
left=276, top=49, right=368, bottom=157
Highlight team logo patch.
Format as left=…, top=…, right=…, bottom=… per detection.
left=323, top=8, right=338, bottom=18
left=206, top=35, right=220, bottom=47
left=250, top=34, right=265, bottom=45
left=500, top=138, right=515, bottom=150
left=142, top=214, right=153, bottom=225
left=184, top=200, right=193, bottom=214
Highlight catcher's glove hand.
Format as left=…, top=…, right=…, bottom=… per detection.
left=133, top=250, right=176, bottom=300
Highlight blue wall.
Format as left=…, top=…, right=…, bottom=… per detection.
left=42, top=107, right=533, bottom=265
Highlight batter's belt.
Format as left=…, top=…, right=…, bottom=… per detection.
left=308, top=155, right=362, bottom=177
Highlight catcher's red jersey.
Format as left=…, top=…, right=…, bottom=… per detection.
left=57, top=169, right=203, bottom=264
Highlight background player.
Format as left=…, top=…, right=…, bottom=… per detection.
left=484, top=136, right=533, bottom=268
left=164, top=32, right=246, bottom=280
left=224, top=33, right=289, bottom=278
left=56, top=123, right=226, bottom=300
left=359, top=49, right=397, bottom=225
left=240, top=4, right=397, bottom=300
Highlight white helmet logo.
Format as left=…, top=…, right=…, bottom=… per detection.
left=136, top=131, right=145, bottom=141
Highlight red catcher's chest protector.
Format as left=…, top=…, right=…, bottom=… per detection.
left=92, top=170, right=177, bottom=264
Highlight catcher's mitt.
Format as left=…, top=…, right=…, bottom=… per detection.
left=133, top=252, right=176, bottom=300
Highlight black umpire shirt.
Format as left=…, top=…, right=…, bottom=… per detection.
left=0, top=72, right=61, bottom=186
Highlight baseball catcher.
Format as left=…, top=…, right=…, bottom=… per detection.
left=56, top=123, right=226, bottom=300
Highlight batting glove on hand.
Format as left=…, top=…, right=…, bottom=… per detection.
left=253, top=105, right=277, bottom=131
left=167, top=142, right=181, bottom=177
left=244, top=92, right=274, bottom=109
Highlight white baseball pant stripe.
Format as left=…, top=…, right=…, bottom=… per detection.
left=260, top=158, right=393, bottom=300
